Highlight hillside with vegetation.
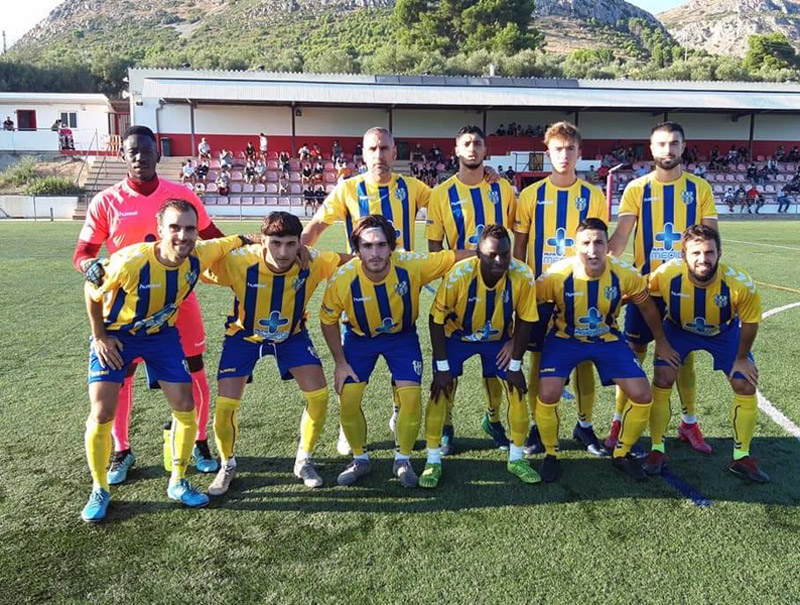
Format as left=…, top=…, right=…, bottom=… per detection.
left=3, top=0, right=800, bottom=95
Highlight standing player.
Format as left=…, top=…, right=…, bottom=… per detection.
left=606, top=121, right=718, bottom=453
left=513, top=121, right=608, bottom=457
left=644, top=226, right=768, bottom=482
left=81, top=200, right=249, bottom=522
left=422, top=225, right=540, bottom=488
left=319, top=215, right=471, bottom=488
left=74, top=126, right=228, bottom=483
left=201, top=212, right=349, bottom=494
left=426, top=125, right=517, bottom=453
left=533, top=219, right=680, bottom=482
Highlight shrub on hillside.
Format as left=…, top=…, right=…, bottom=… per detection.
left=0, top=157, right=38, bottom=187
left=24, top=176, right=84, bottom=196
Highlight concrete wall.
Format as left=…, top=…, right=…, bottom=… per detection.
left=0, top=195, right=78, bottom=219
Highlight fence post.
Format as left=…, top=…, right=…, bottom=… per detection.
left=50, top=207, right=54, bottom=222
left=239, top=198, right=243, bottom=222
left=32, top=196, right=37, bottom=221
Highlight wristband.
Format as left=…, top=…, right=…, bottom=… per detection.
left=436, top=360, right=450, bottom=372
left=508, top=359, right=522, bottom=372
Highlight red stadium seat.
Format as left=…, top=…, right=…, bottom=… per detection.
left=290, top=196, right=302, bottom=206
left=241, top=196, right=254, bottom=205
left=210, top=159, right=220, bottom=169
left=266, top=196, right=279, bottom=205
left=208, top=171, right=218, bottom=181
left=266, top=183, right=278, bottom=194
left=324, top=162, right=334, bottom=171
left=253, top=197, right=266, bottom=205
left=324, top=172, right=336, bottom=183
left=725, top=174, right=735, bottom=182
left=765, top=184, right=775, bottom=193
left=267, top=160, right=279, bottom=170
left=712, top=184, right=724, bottom=194
left=786, top=163, right=796, bottom=172
left=266, top=171, right=279, bottom=182
left=254, top=183, right=266, bottom=193
left=290, top=172, right=301, bottom=182
left=242, top=183, right=254, bottom=193
left=757, top=155, right=765, bottom=162
left=735, top=174, right=746, bottom=182
left=289, top=160, right=301, bottom=171
left=290, top=183, right=302, bottom=194
left=217, top=196, right=228, bottom=205
left=231, top=183, right=242, bottom=193
left=267, top=151, right=279, bottom=159
left=232, top=171, right=243, bottom=181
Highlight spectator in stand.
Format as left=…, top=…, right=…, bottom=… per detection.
left=357, top=161, right=367, bottom=175
left=524, top=124, right=534, bottom=136
left=254, top=158, right=267, bottom=183
left=757, top=165, right=769, bottom=187
left=694, top=163, right=707, bottom=178
left=504, top=166, right=516, bottom=183
left=746, top=162, right=758, bottom=181
left=312, top=158, right=324, bottom=184
left=259, top=132, right=268, bottom=158
left=597, top=164, right=609, bottom=180
left=59, top=123, right=75, bottom=150
left=220, top=149, right=234, bottom=171
left=332, top=139, right=343, bottom=160
left=181, top=160, right=196, bottom=184
left=301, top=161, right=313, bottom=186
left=196, top=159, right=210, bottom=182
left=634, top=163, right=649, bottom=178
left=245, top=141, right=256, bottom=162
left=51, top=119, right=61, bottom=132
left=586, top=165, right=598, bottom=183
left=755, top=190, right=766, bottom=214
left=775, top=145, right=786, bottom=162
left=216, top=169, right=231, bottom=197
left=279, top=150, right=290, bottom=175
left=430, top=143, right=442, bottom=162
left=198, top=137, right=211, bottom=161
left=495, top=124, right=506, bottom=136
left=767, top=156, right=779, bottom=176
left=777, top=187, right=792, bottom=213
left=244, top=159, right=256, bottom=184
left=303, top=184, right=316, bottom=216
left=725, top=145, right=739, bottom=166
left=353, top=143, right=362, bottom=163
left=279, top=173, right=290, bottom=197
left=2, top=116, right=14, bottom=131
left=709, top=146, right=720, bottom=170
left=310, top=143, right=322, bottom=160
left=298, top=142, right=311, bottom=160
left=735, top=183, right=746, bottom=209
left=788, top=146, right=800, bottom=162
left=412, top=143, right=425, bottom=162
left=737, top=145, right=748, bottom=163
left=335, top=156, right=351, bottom=182
left=314, top=184, right=326, bottom=209
left=447, top=153, right=458, bottom=171
left=723, top=187, right=736, bottom=212
left=744, top=184, right=759, bottom=214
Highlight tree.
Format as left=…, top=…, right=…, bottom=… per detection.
left=744, top=33, right=798, bottom=71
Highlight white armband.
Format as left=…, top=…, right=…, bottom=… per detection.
left=436, top=360, right=450, bottom=372
left=508, top=359, right=522, bottom=372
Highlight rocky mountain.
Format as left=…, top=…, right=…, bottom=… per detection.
left=659, top=0, right=800, bottom=57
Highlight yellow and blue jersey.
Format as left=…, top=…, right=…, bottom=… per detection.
left=618, top=171, right=717, bottom=275
left=88, top=236, right=243, bottom=335
left=320, top=250, right=455, bottom=337
left=431, top=257, right=539, bottom=342
left=514, top=176, right=607, bottom=278
left=426, top=175, right=516, bottom=250
left=649, top=259, right=761, bottom=336
left=319, top=173, right=430, bottom=252
left=537, top=256, right=648, bottom=343
left=204, top=246, right=340, bottom=343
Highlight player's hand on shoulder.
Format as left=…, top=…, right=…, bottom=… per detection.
left=483, top=165, right=500, bottom=184
left=82, top=258, right=106, bottom=287
left=296, top=245, right=312, bottom=270
left=92, top=334, right=124, bottom=370
left=238, top=233, right=261, bottom=246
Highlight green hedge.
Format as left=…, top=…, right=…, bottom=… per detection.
left=24, top=176, right=84, bottom=196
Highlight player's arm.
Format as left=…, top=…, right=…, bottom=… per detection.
left=633, top=293, right=680, bottom=368
left=320, top=320, right=359, bottom=395
left=513, top=232, right=528, bottom=262
left=731, top=323, right=759, bottom=386
left=301, top=214, right=329, bottom=247
left=425, top=197, right=445, bottom=252
left=302, top=187, right=344, bottom=246
left=199, top=222, right=226, bottom=239
left=504, top=318, right=535, bottom=396
left=84, top=283, right=123, bottom=370
left=609, top=215, right=636, bottom=257
left=429, top=316, right=454, bottom=401
left=701, top=217, right=719, bottom=231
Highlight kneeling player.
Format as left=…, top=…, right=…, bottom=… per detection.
left=202, top=212, right=348, bottom=494
left=81, top=200, right=249, bottom=522
left=422, top=224, right=540, bottom=488
left=533, top=218, right=680, bottom=482
left=320, top=215, right=471, bottom=488
left=644, top=225, right=768, bottom=482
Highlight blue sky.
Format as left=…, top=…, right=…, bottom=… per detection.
left=628, top=0, right=687, bottom=13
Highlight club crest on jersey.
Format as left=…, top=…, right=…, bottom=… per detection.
left=395, top=280, right=409, bottom=297
left=413, top=360, right=423, bottom=376
left=185, top=270, right=198, bottom=285
left=604, top=285, right=619, bottom=301
left=573, top=196, right=588, bottom=212
left=292, top=276, right=306, bottom=291
left=681, top=190, right=695, bottom=205
left=307, top=345, right=319, bottom=359
left=489, top=189, right=501, bottom=205
left=395, top=187, right=407, bottom=202
left=714, top=294, right=728, bottom=308
left=182, top=359, right=190, bottom=374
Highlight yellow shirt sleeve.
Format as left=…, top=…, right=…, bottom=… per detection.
left=320, top=279, right=344, bottom=325
left=425, top=194, right=445, bottom=243
left=414, top=178, right=432, bottom=210
left=194, top=235, right=244, bottom=269
left=430, top=277, right=456, bottom=325
left=420, top=250, right=456, bottom=284
left=618, top=262, right=648, bottom=302
left=647, top=263, right=669, bottom=298
left=202, top=255, right=232, bottom=286
left=514, top=272, right=539, bottom=323
left=318, top=182, right=347, bottom=225
left=315, top=249, right=342, bottom=280
left=732, top=270, right=762, bottom=323
left=589, top=186, right=608, bottom=222
left=698, top=180, right=718, bottom=220
left=535, top=271, right=554, bottom=303
left=618, top=180, right=641, bottom=217
left=86, top=256, right=124, bottom=302
left=503, top=180, right=517, bottom=227
left=514, top=187, right=533, bottom=234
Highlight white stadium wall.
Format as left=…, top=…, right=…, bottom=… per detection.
left=753, top=114, right=800, bottom=141
left=486, top=110, right=575, bottom=132
left=393, top=109, right=485, bottom=137
left=194, top=105, right=292, bottom=135
left=295, top=107, right=388, bottom=136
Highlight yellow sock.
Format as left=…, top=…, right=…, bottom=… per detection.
left=574, top=361, right=595, bottom=423
left=534, top=397, right=560, bottom=456
left=213, top=396, right=241, bottom=462
left=443, top=380, right=458, bottom=427
left=615, top=350, right=646, bottom=416
left=676, top=353, right=697, bottom=419
left=85, top=418, right=113, bottom=491
left=732, top=393, right=757, bottom=459
left=504, top=384, right=530, bottom=447
left=483, top=376, right=504, bottom=422
left=650, top=385, right=673, bottom=451
left=170, top=409, right=198, bottom=481
left=425, top=391, right=452, bottom=449
left=339, top=382, right=367, bottom=455
left=614, top=400, right=652, bottom=458
left=392, top=383, right=401, bottom=413
left=299, top=387, right=328, bottom=455
left=527, top=352, right=541, bottom=420
left=395, top=385, right=422, bottom=456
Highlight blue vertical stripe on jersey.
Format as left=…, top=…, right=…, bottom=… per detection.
left=350, top=277, right=371, bottom=335
left=270, top=275, right=285, bottom=322
left=290, top=268, right=310, bottom=334
left=491, top=182, right=503, bottom=225
left=379, top=185, right=393, bottom=224
left=663, top=184, right=675, bottom=231
left=501, top=277, right=513, bottom=337
left=243, top=263, right=260, bottom=333
left=394, top=265, right=413, bottom=332
left=462, top=278, right=479, bottom=336
left=448, top=184, right=466, bottom=249
left=580, top=185, right=591, bottom=222
left=397, top=177, right=412, bottom=251
left=469, top=187, right=487, bottom=231
left=605, top=271, right=621, bottom=326
left=106, top=290, right=127, bottom=326
left=133, top=262, right=151, bottom=327
left=356, top=181, right=370, bottom=218
left=534, top=184, right=546, bottom=278
left=374, top=282, right=393, bottom=327
left=641, top=182, right=653, bottom=275
left=685, top=179, right=697, bottom=226
left=484, top=287, right=496, bottom=336
left=587, top=278, right=600, bottom=342
left=718, top=280, right=732, bottom=328
left=669, top=274, right=683, bottom=326
left=164, top=269, right=178, bottom=307
left=556, top=189, right=568, bottom=234
left=693, top=284, right=706, bottom=326
left=563, top=273, right=575, bottom=337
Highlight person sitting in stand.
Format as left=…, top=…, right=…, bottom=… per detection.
left=245, top=141, right=256, bottom=162
left=198, top=138, right=212, bottom=161
left=181, top=160, right=196, bottom=184
left=196, top=159, right=210, bottom=183
left=254, top=158, right=267, bottom=183
left=244, top=159, right=256, bottom=184
left=303, top=184, right=316, bottom=216
left=216, top=169, right=231, bottom=197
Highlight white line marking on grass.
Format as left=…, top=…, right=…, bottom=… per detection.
left=724, top=238, right=800, bottom=252
left=758, top=301, right=800, bottom=443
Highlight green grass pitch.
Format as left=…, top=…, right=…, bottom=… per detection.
left=1, top=219, right=799, bottom=603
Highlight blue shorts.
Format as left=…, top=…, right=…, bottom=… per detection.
left=343, top=329, right=423, bottom=384
left=539, top=331, right=646, bottom=386
left=440, top=336, right=508, bottom=379
left=527, top=302, right=555, bottom=353
left=623, top=297, right=667, bottom=345
left=217, top=329, right=322, bottom=382
left=88, top=328, right=191, bottom=385
left=655, top=320, right=754, bottom=379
